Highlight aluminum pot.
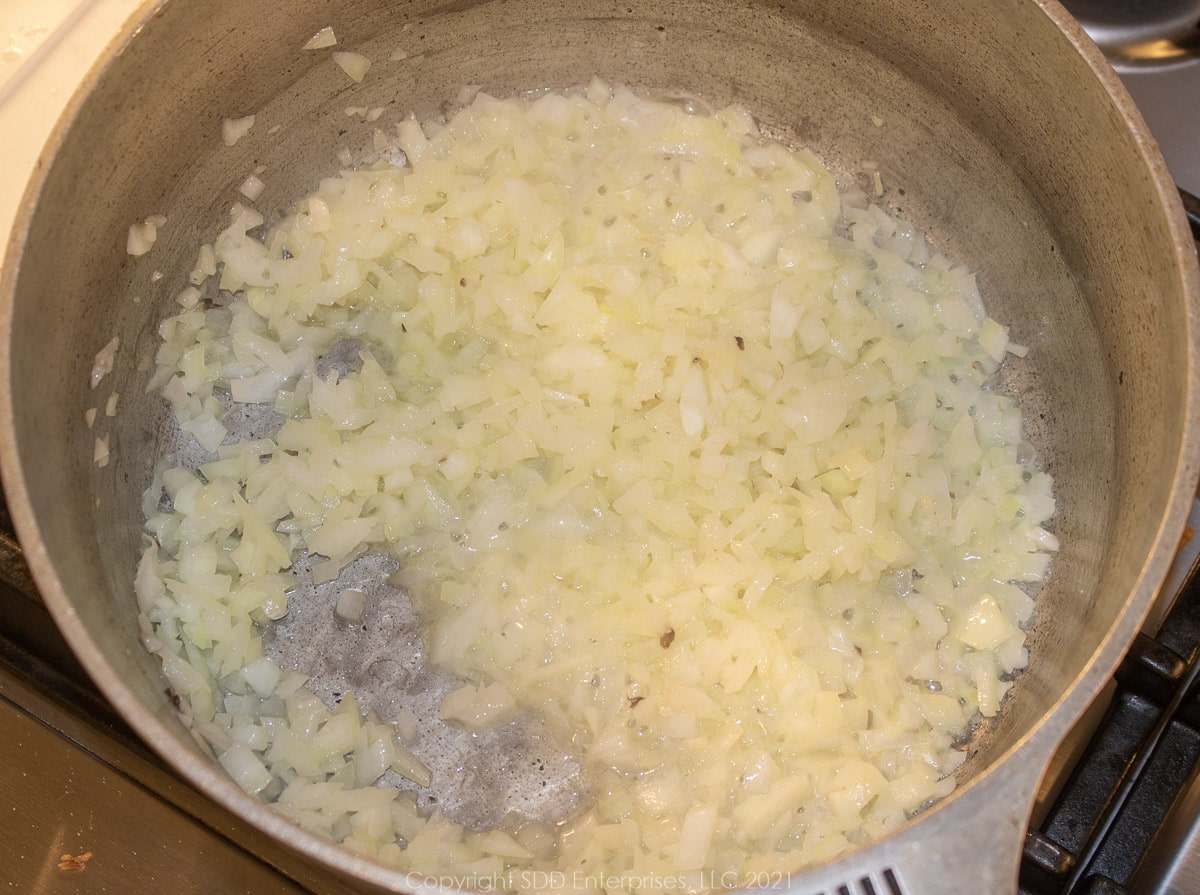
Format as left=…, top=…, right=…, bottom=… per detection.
left=1, top=0, right=1198, bottom=892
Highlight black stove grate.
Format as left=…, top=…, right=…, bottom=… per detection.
left=1182, top=189, right=1200, bottom=243
left=1020, top=547, right=1200, bottom=895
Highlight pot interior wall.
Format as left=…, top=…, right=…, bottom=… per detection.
left=4, top=0, right=1192, bottom=877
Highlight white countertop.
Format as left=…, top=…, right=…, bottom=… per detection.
left=0, top=0, right=143, bottom=257
left=0, top=0, right=82, bottom=85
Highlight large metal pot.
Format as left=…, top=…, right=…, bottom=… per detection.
left=1, top=0, right=1197, bottom=892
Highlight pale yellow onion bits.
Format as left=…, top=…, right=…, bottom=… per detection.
left=137, top=80, right=1055, bottom=887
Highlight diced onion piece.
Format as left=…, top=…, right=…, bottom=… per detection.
left=335, top=588, right=366, bottom=622
left=242, top=657, right=281, bottom=697
left=229, top=370, right=288, bottom=404
left=673, top=803, right=719, bottom=870
left=127, top=217, right=163, bottom=256
left=90, top=336, right=119, bottom=387
left=979, top=317, right=1010, bottom=363
left=93, top=435, right=110, bottom=467
left=470, top=829, right=534, bottom=860
left=332, top=51, right=371, bottom=84
left=959, top=595, right=1016, bottom=651
left=239, top=174, right=266, bottom=201
left=390, top=743, right=433, bottom=787
left=438, top=682, right=517, bottom=731
left=303, top=26, right=337, bottom=49
left=220, top=743, right=272, bottom=795
left=222, top=115, right=256, bottom=147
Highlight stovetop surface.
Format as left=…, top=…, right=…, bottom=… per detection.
left=1019, top=533, right=1200, bottom=895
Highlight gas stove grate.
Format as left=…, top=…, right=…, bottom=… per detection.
left=1019, top=548, right=1200, bottom=895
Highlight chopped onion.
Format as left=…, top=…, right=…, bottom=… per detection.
left=138, top=82, right=1056, bottom=885
left=90, top=336, right=119, bottom=387
left=93, top=435, right=109, bottom=467
left=222, top=115, right=256, bottom=147
left=439, top=682, right=517, bottom=731
left=303, top=26, right=337, bottom=50
left=126, top=216, right=165, bottom=256
left=335, top=588, right=366, bottom=622
left=332, top=51, right=371, bottom=84
left=239, top=173, right=266, bottom=200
